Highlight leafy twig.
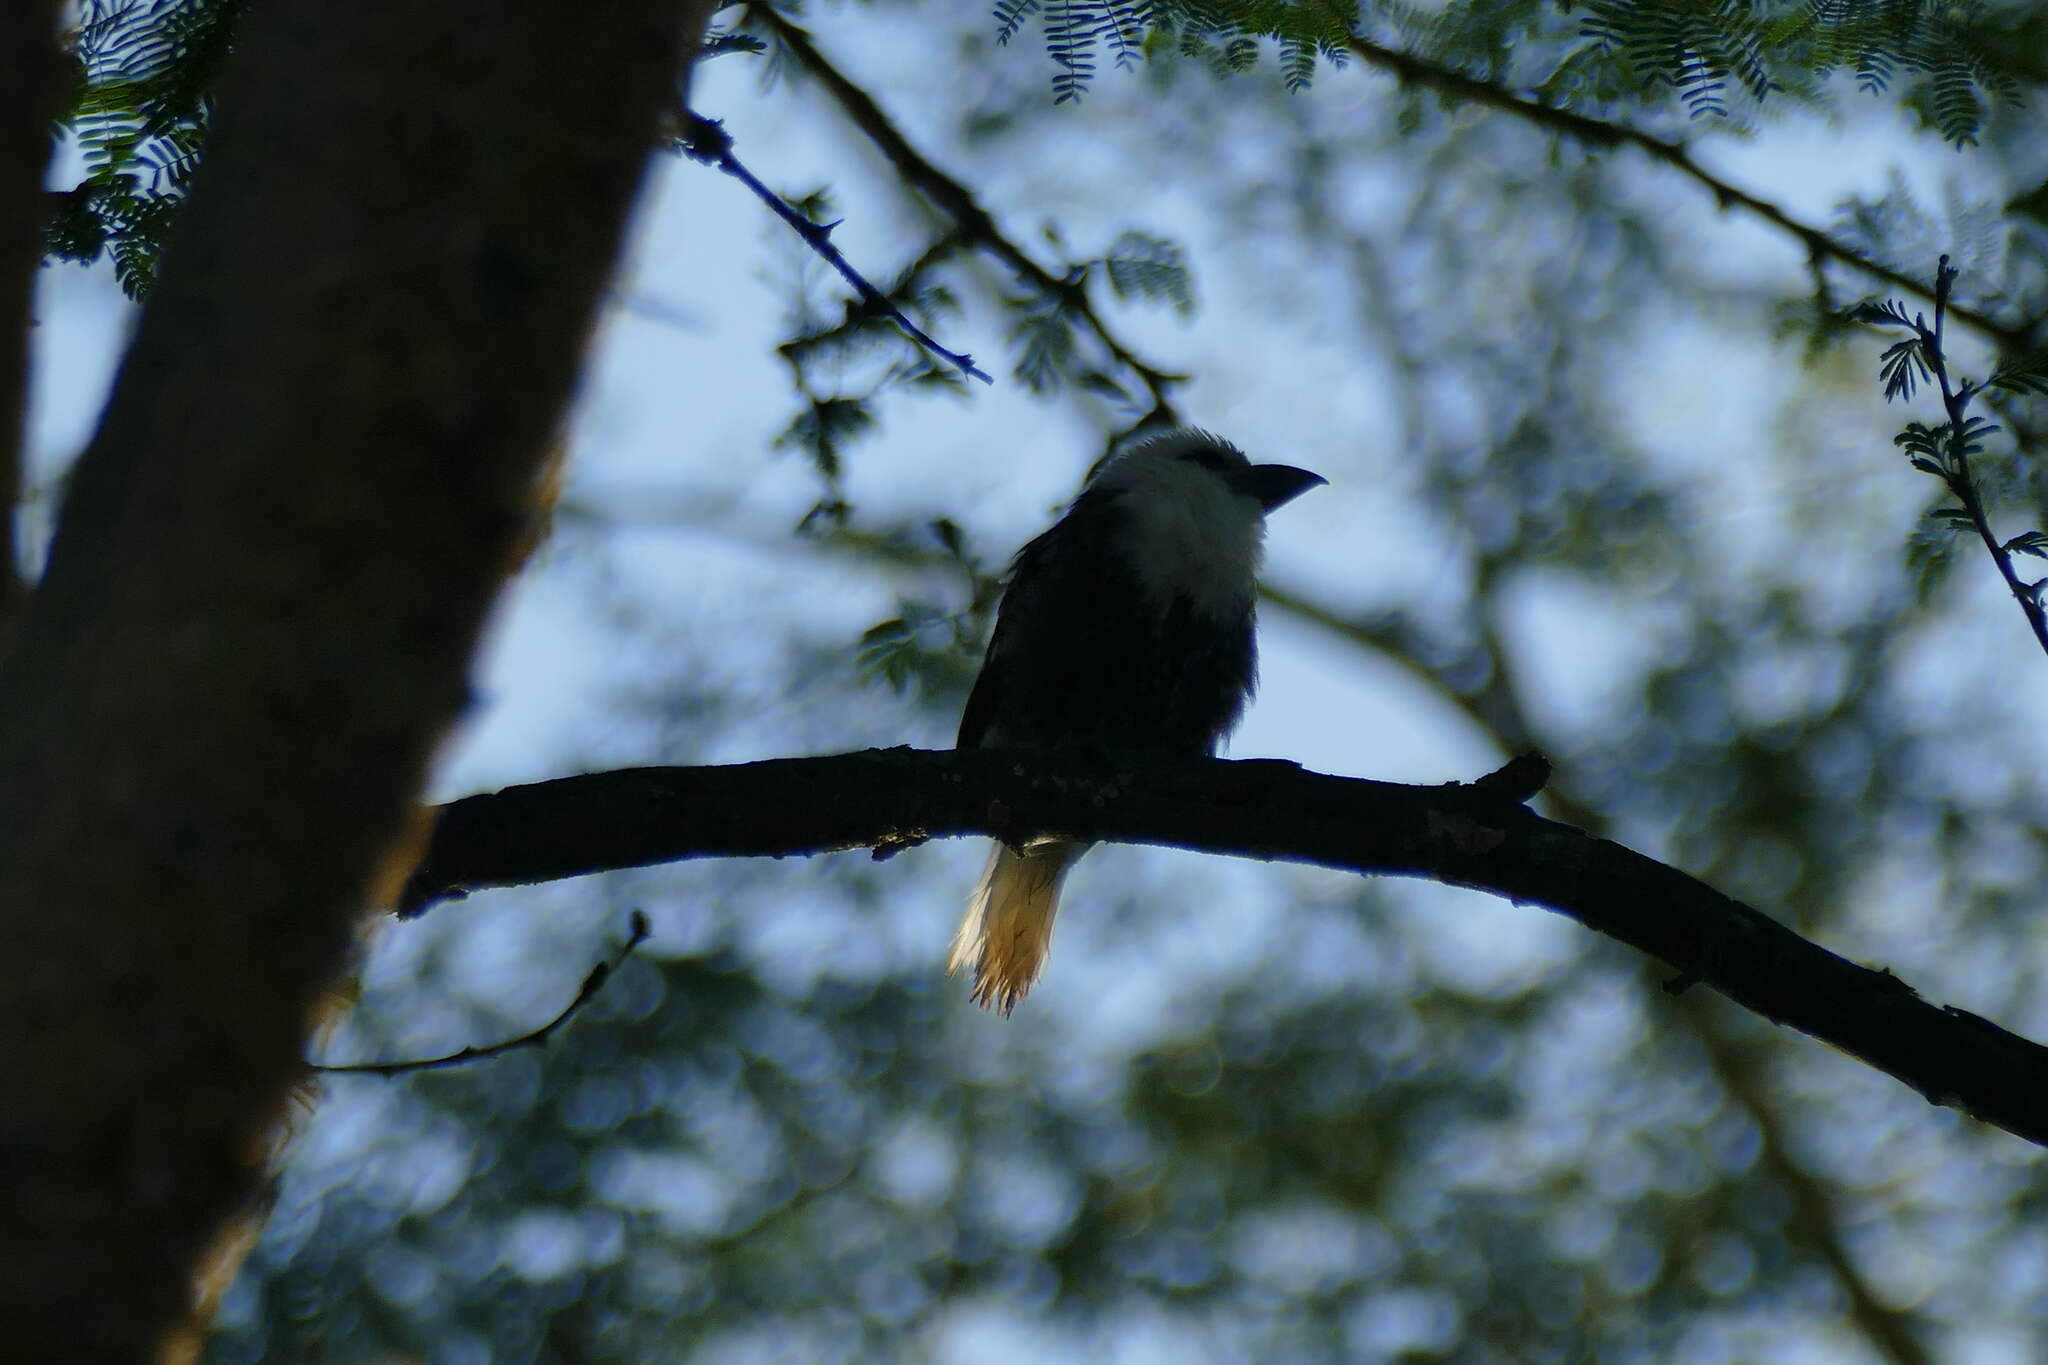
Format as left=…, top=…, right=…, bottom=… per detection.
left=742, top=4, right=1183, bottom=427
left=760, top=4, right=2032, bottom=411
left=311, top=911, right=651, bottom=1077
left=1344, top=34, right=2031, bottom=352
left=674, top=112, right=992, bottom=386
left=1857, top=257, right=2048, bottom=659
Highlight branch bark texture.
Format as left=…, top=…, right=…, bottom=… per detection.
left=403, top=748, right=2048, bottom=1150
left=0, top=1, right=711, bottom=1358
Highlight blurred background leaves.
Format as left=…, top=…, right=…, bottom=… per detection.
left=29, top=0, right=2048, bottom=1361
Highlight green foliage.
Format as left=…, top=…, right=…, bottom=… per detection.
left=1580, top=0, right=2027, bottom=143
left=853, top=520, right=998, bottom=697
left=996, top=1, right=1161, bottom=101
left=700, top=25, right=769, bottom=60
left=45, top=2, right=771, bottom=298
left=1579, top=0, right=1776, bottom=119
left=754, top=182, right=989, bottom=514
left=989, top=0, right=2032, bottom=145
left=1800, top=0, right=2028, bottom=146
left=856, top=602, right=966, bottom=691
left=218, top=848, right=1826, bottom=1364
left=1828, top=169, right=2010, bottom=290
left=1903, top=523, right=1962, bottom=603
left=996, top=1, right=1357, bottom=97
left=774, top=397, right=873, bottom=489
left=1168, top=2, right=1358, bottom=92
left=47, top=0, right=247, bottom=298
left=1009, top=294, right=1081, bottom=391
left=1099, top=231, right=1196, bottom=316
left=1855, top=264, right=2048, bottom=642
left=1989, top=350, right=2048, bottom=396
left=1001, top=230, right=1195, bottom=394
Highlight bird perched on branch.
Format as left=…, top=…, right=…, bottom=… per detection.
left=950, top=428, right=1325, bottom=1012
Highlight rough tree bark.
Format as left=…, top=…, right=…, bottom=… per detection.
left=0, top=2, right=715, bottom=1359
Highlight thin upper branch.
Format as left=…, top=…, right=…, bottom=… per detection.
left=756, top=4, right=2034, bottom=412
left=744, top=3, right=1185, bottom=424
left=1344, top=34, right=2032, bottom=352
left=675, top=112, right=993, bottom=384
left=398, top=746, right=2048, bottom=1151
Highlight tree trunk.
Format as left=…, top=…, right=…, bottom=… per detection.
left=0, top=2, right=713, bottom=1357
left=0, top=0, right=64, bottom=625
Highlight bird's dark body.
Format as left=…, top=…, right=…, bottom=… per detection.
left=958, top=487, right=1255, bottom=757
left=947, top=428, right=1323, bottom=1013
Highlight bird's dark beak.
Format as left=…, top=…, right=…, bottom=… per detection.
left=1235, top=463, right=1326, bottom=512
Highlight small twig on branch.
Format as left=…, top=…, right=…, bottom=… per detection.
left=1466, top=751, right=1551, bottom=803
left=673, top=111, right=992, bottom=386
left=311, top=910, right=651, bottom=1077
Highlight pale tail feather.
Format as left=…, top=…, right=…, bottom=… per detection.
left=949, top=840, right=1087, bottom=1014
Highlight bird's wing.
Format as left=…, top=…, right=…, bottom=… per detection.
left=958, top=487, right=1129, bottom=750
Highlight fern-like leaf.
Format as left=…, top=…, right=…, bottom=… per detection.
left=1100, top=231, right=1196, bottom=316
left=1045, top=0, right=1100, bottom=103
left=1002, top=0, right=1355, bottom=101
left=994, top=0, right=1043, bottom=46
left=1988, top=352, right=2048, bottom=397
left=1011, top=297, right=1079, bottom=392
left=1849, top=297, right=1919, bottom=329
left=1878, top=337, right=1931, bottom=403
left=1575, top=0, right=2018, bottom=144
left=54, top=0, right=248, bottom=297
left=773, top=397, right=875, bottom=482
left=1894, top=422, right=1946, bottom=467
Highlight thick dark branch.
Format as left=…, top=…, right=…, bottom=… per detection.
left=400, top=746, right=2048, bottom=1149
left=1344, top=35, right=2032, bottom=352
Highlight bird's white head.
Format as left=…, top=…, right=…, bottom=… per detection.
left=1089, top=428, right=1325, bottom=618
